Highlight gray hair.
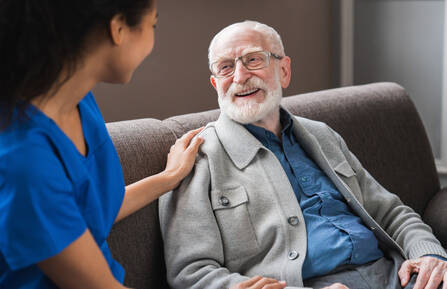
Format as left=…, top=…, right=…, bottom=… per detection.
left=208, top=20, right=285, bottom=66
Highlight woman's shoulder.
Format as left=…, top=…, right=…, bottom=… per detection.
left=81, top=91, right=103, bottom=120
left=0, top=124, right=65, bottom=181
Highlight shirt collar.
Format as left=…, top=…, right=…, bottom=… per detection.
left=243, top=108, right=294, bottom=145
left=214, top=107, right=296, bottom=169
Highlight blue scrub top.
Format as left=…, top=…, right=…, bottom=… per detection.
left=0, top=92, right=125, bottom=288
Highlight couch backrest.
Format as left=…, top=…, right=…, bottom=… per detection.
left=106, top=82, right=440, bottom=289
left=106, top=118, right=176, bottom=289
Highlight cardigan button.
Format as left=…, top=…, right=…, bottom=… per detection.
left=288, top=216, right=299, bottom=226
left=288, top=250, right=299, bottom=260
left=220, top=196, right=230, bottom=206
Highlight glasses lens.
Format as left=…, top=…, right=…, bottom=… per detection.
left=212, top=60, right=235, bottom=77
left=242, top=52, right=268, bottom=70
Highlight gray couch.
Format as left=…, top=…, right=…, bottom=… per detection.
left=106, top=82, right=447, bottom=289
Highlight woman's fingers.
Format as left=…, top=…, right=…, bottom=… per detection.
left=186, top=134, right=204, bottom=154
left=177, top=127, right=204, bottom=148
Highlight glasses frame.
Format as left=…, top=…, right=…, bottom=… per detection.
left=210, top=51, right=284, bottom=79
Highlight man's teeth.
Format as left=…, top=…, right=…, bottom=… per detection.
left=235, top=88, right=260, bottom=97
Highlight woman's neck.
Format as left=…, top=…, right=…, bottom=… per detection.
left=32, top=61, right=99, bottom=122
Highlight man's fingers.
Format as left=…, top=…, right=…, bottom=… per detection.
left=424, top=266, right=444, bottom=289
left=443, top=272, right=447, bottom=289
left=237, top=276, right=263, bottom=287
left=231, top=276, right=284, bottom=289
left=263, top=281, right=286, bottom=289
left=413, top=266, right=431, bottom=289
left=321, top=283, right=349, bottom=289
left=399, top=260, right=415, bottom=287
left=250, top=277, right=282, bottom=289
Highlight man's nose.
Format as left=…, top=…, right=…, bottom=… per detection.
left=232, top=60, right=251, bottom=84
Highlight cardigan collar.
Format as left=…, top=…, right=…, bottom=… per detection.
left=214, top=106, right=324, bottom=170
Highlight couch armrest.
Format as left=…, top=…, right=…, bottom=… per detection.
left=423, top=188, right=447, bottom=248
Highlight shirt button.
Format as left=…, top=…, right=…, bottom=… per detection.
left=220, top=196, right=230, bottom=206
left=300, top=176, right=309, bottom=183
left=288, top=250, right=299, bottom=260
left=288, top=216, right=299, bottom=226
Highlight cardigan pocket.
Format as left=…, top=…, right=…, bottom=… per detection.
left=334, top=160, right=364, bottom=205
left=211, top=186, right=260, bottom=262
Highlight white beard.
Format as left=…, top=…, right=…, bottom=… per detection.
left=217, top=75, right=282, bottom=124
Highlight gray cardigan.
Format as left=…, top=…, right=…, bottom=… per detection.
left=159, top=110, right=447, bottom=289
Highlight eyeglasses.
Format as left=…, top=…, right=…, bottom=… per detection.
left=210, top=51, right=283, bottom=78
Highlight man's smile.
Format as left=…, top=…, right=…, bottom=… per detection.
left=234, top=88, right=261, bottom=97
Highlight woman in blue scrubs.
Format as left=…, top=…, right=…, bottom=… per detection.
left=0, top=0, right=203, bottom=288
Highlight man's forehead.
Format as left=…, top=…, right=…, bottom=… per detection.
left=214, top=46, right=264, bottom=61
left=210, top=29, right=270, bottom=61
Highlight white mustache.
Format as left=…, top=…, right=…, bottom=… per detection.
left=226, top=77, right=268, bottom=97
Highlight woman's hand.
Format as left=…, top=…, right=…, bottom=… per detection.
left=117, top=127, right=204, bottom=223
left=165, top=127, right=204, bottom=189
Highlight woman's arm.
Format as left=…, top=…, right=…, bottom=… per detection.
left=115, top=127, right=204, bottom=223
left=38, top=229, right=128, bottom=289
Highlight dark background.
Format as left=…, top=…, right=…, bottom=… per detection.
left=93, top=0, right=340, bottom=122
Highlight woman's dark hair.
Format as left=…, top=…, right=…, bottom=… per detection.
left=0, top=0, right=154, bottom=129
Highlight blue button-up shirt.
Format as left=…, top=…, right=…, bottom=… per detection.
left=245, top=110, right=384, bottom=279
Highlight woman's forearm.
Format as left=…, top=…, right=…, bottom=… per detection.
left=115, top=171, right=177, bottom=223
left=38, top=230, right=128, bottom=289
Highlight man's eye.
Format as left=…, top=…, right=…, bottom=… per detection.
left=248, top=56, right=262, bottom=63
left=219, top=63, right=233, bottom=72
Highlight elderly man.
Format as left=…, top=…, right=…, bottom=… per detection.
left=159, top=21, right=447, bottom=289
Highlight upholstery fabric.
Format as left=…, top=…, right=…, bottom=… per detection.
left=424, top=187, right=447, bottom=248
left=282, top=83, right=440, bottom=215
left=107, top=118, right=176, bottom=289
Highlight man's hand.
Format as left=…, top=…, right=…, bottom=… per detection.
left=230, top=276, right=286, bottom=289
left=398, top=256, right=447, bottom=289
left=321, top=283, right=349, bottom=289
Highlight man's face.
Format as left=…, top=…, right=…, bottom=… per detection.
left=209, top=28, right=291, bottom=124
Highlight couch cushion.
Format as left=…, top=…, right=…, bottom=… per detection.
left=163, top=109, right=220, bottom=138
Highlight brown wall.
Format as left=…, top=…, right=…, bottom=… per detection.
left=94, top=0, right=337, bottom=122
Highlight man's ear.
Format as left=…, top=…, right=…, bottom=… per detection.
left=109, top=14, right=127, bottom=45
left=279, top=56, right=292, bottom=89
left=210, top=75, right=217, bottom=90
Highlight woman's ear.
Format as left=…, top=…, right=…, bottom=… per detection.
left=109, top=14, right=127, bottom=45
